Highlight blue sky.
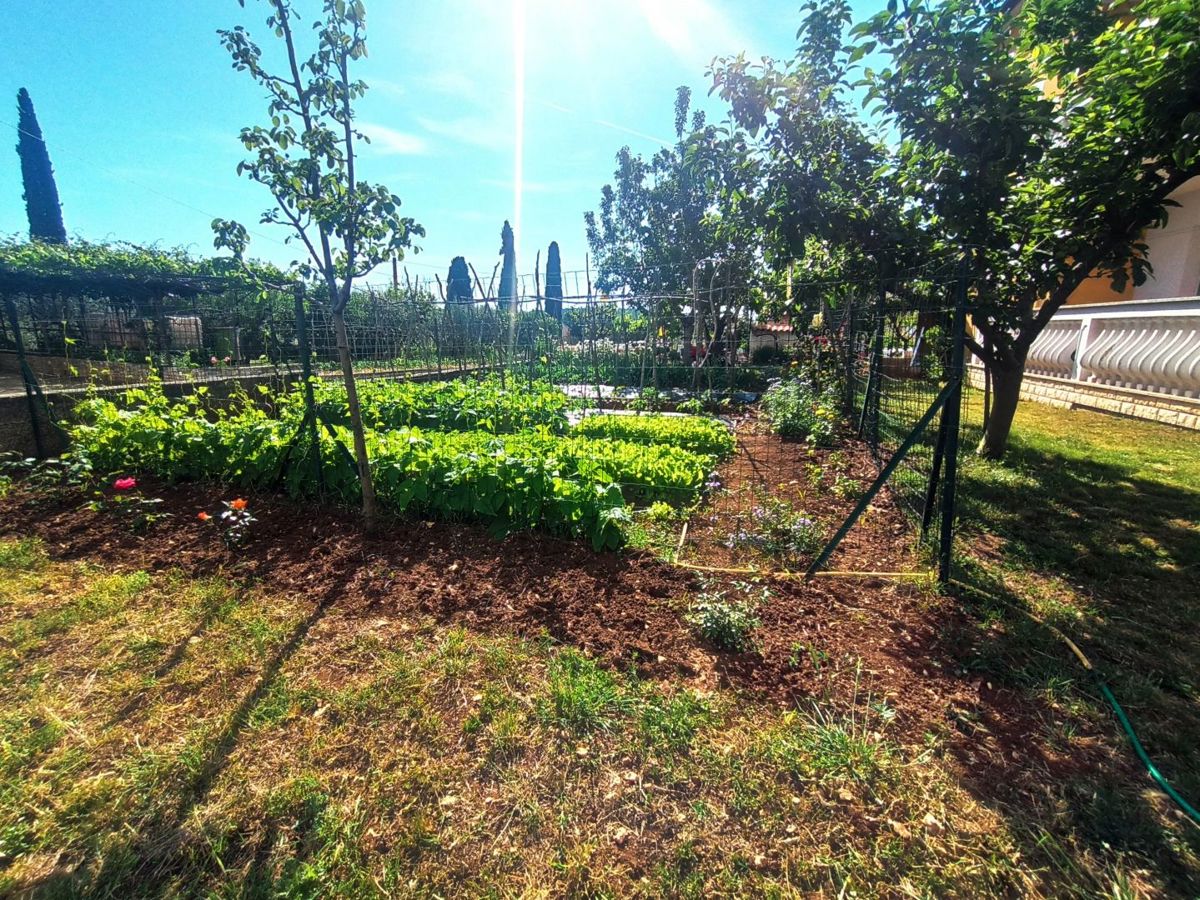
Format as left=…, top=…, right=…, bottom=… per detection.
left=1, top=0, right=880, bottom=293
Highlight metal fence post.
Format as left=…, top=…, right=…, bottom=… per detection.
left=843, top=297, right=856, bottom=417
left=858, top=283, right=886, bottom=444
left=4, top=295, right=44, bottom=458
left=938, top=254, right=970, bottom=583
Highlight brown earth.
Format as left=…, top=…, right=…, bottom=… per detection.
left=0, top=420, right=1120, bottom=803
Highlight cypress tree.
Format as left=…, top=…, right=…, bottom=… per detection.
left=498, top=220, right=517, bottom=311
left=544, top=241, right=563, bottom=320
left=16, top=89, right=67, bottom=244
left=447, top=256, right=473, bottom=303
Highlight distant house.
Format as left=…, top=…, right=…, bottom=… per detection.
left=749, top=316, right=800, bottom=357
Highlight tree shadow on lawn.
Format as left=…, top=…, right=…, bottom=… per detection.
left=946, top=435, right=1200, bottom=892
left=23, top=545, right=354, bottom=898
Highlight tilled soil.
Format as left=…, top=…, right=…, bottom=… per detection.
left=0, top=426, right=1120, bottom=797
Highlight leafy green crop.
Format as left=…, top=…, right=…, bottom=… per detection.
left=307, top=376, right=571, bottom=435
left=573, top=413, right=735, bottom=460
left=68, top=385, right=720, bottom=550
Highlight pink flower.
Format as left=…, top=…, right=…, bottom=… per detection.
left=113, top=477, right=137, bottom=491
left=210, top=356, right=219, bottom=365
left=223, top=356, right=232, bottom=365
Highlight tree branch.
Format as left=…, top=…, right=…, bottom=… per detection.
left=1029, top=163, right=1200, bottom=344
left=274, top=0, right=337, bottom=291
left=336, top=44, right=358, bottom=313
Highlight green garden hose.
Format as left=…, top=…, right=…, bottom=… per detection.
left=957, top=580, right=1200, bottom=829
left=1097, top=680, right=1200, bottom=827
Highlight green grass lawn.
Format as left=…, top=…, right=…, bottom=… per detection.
left=0, top=541, right=1018, bottom=898
left=0, top=396, right=1196, bottom=897
left=954, top=396, right=1200, bottom=894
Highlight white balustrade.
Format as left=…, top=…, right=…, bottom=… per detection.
left=1025, top=319, right=1080, bottom=378
left=988, top=297, right=1200, bottom=399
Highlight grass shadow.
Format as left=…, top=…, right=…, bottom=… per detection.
left=945, top=407, right=1200, bottom=893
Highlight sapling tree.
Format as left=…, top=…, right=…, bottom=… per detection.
left=212, top=0, right=423, bottom=526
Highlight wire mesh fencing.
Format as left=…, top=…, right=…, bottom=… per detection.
left=1, top=260, right=974, bottom=581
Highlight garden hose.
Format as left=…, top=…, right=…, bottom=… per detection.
left=1099, top=681, right=1200, bottom=827
left=954, top=580, right=1200, bottom=829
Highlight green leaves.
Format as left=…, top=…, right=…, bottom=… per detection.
left=573, top=413, right=736, bottom=460
left=216, top=0, right=422, bottom=294
left=68, top=382, right=730, bottom=552
left=0, top=237, right=288, bottom=287
left=310, top=376, right=571, bottom=435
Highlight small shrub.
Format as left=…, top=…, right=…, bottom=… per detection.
left=0, top=452, right=93, bottom=493
left=750, top=344, right=789, bottom=366
left=761, top=379, right=840, bottom=446
left=88, top=477, right=171, bottom=532
left=645, top=501, right=677, bottom=523
left=686, top=584, right=762, bottom=652
left=199, top=497, right=257, bottom=548
left=830, top=474, right=862, bottom=501
left=628, top=387, right=665, bottom=412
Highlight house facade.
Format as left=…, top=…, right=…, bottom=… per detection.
left=1065, top=176, right=1200, bottom=305
left=998, top=176, right=1200, bottom=429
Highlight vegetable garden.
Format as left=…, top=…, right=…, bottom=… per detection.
left=3, top=242, right=973, bottom=580
left=69, top=376, right=738, bottom=551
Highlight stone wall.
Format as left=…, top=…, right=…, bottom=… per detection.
left=968, top=365, right=1200, bottom=430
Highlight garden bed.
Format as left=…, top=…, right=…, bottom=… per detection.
left=679, top=411, right=917, bottom=575
left=0, top=470, right=1107, bottom=790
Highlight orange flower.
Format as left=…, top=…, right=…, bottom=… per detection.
left=197, top=511, right=210, bottom=522
left=230, top=498, right=248, bottom=511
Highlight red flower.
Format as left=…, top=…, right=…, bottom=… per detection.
left=197, top=511, right=211, bottom=522
left=113, top=477, right=137, bottom=491
left=230, top=498, right=248, bottom=511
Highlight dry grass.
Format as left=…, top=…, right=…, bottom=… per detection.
left=0, top=539, right=1027, bottom=898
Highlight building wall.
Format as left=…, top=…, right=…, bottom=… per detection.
left=1136, top=176, right=1200, bottom=300
left=1065, top=175, right=1200, bottom=305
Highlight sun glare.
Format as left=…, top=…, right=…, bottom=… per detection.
left=512, top=0, right=527, bottom=277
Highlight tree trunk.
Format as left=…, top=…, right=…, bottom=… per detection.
left=976, top=357, right=1024, bottom=460
left=332, top=309, right=379, bottom=531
